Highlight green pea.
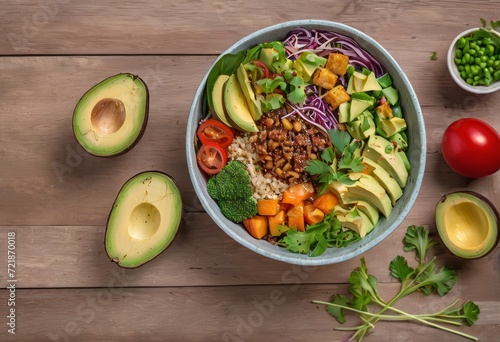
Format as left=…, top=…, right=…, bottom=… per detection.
left=459, top=65, right=465, bottom=71
left=484, top=68, right=491, bottom=79
left=466, top=77, right=473, bottom=85
left=479, top=62, right=487, bottom=69
left=493, top=70, right=500, bottom=81
left=460, top=71, right=467, bottom=79
left=477, top=50, right=484, bottom=56
left=489, top=66, right=494, bottom=73
left=485, top=78, right=493, bottom=86
left=470, top=42, right=477, bottom=49
left=464, top=52, right=471, bottom=62
left=465, top=65, right=471, bottom=74
left=486, top=45, right=495, bottom=56
left=481, top=55, right=488, bottom=62
left=455, top=49, right=463, bottom=58
left=476, top=40, right=483, bottom=46
left=475, top=57, right=482, bottom=65
left=487, top=59, right=494, bottom=67
left=457, top=37, right=466, bottom=48
left=469, top=49, right=476, bottom=56
left=494, top=60, right=500, bottom=69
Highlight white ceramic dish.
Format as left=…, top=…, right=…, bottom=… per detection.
left=186, top=20, right=426, bottom=265
left=447, top=27, right=500, bottom=94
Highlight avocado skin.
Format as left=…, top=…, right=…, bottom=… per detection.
left=104, top=170, right=183, bottom=268
left=435, top=191, right=499, bottom=260
left=72, top=73, right=150, bottom=158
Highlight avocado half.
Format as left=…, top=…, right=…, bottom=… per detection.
left=105, top=171, right=183, bottom=268
left=72, top=73, right=149, bottom=157
left=435, top=191, right=499, bottom=259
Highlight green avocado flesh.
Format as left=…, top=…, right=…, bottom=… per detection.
left=73, top=73, right=149, bottom=157
left=105, top=171, right=182, bottom=268
left=435, top=192, right=499, bottom=259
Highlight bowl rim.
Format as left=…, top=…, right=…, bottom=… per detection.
left=447, top=27, right=500, bottom=94
left=186, top=19, right=426, bottom=265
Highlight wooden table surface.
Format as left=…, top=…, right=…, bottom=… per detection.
left=1, top=1, right=499, bottom=341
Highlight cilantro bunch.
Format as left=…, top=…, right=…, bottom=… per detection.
left=313, top=225, right=480, bottom=341
left=305, top=129, right=364, bottom=195
left=278, top=213, right=361, bottom=257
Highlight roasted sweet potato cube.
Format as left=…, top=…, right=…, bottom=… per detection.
left=375, top=102, right=393, bottom=119
left=312, top=67, right=338, bottom=90
left=326, top=53, right=349, bottom=76
left=324, top=85, right=351, bottom=110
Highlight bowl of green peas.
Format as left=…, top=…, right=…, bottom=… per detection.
left=447, top=27, right=500, bottom=94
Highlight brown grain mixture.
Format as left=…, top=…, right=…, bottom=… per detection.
left=249, top=110, right=329, bottom=185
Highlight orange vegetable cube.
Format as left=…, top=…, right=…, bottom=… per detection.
left=257, top=199, right=280, bottom=216
left=243, top=216, right=269, bottom=239
left=312, top=67, right=338, bottom=90
left=304, top=203, right=325, bottom=225
left=313, top=191, right=339, bottom=215
left=268, top=210, right=286, bottom=236
left=287, top=202, right=305, bottom=232
left=324, top=85, right=351, bottom=110
left=281, top=182, right=315, bottom=207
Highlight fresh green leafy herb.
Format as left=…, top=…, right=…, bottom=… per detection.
left=430, top=51, right=438, bottom=60
left=305, top=129, right=364, bottom=194
left=312, top=225, right=480, bottom=341
left=278, top=212, right=360, bottom=256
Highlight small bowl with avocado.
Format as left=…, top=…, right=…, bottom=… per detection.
left=186, top=20, right=426, bottom=265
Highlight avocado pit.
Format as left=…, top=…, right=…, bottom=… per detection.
left=90, top=98, right=126, bottom=134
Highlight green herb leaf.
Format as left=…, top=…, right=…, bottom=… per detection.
left=403, top=225, right=436, bottom=262
left=430, top=51, right=438, bottom=61
left=326, top=295, right=350, bottom=323
left=462, top=301, right=480, bottom=326
left=419, top=265, right=457, bottom=297
left=328, top=129, right=351, bottom=155
left=280, top=229, right=314, bottom=254
left=389, top=255, right=415, bottom=282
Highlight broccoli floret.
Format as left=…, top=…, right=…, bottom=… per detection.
left=206, top=161, right=257, bottom=222
left=207, top=161, right=253, bottom=201
left=218, top=197, right=258, bottom=223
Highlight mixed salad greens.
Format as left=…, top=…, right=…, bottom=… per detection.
left=197, top=28, right=410, bottom=256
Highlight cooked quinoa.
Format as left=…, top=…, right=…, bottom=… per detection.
left=228, top=135, right=290, bottom=200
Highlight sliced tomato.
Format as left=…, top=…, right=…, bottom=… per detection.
left=196, top=119, right=234, bottom=148
left=250, top=60, right=270, bottom=79
left=196, top=143, right=227, bottom=175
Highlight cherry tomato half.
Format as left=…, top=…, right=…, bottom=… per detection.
left=196, top=119, right=234, bottom=149
left=250, top=60, right=270, bottom=79
left=441, top=118, right=500, bottom=178
left=196, top=142, right=227, bottom=175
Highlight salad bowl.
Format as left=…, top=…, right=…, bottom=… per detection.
left=186, top=20, right=426, bottom=265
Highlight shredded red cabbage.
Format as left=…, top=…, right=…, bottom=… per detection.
left=283, top=28, right=385, bottom=77
left=279, top=28, right=385, bottom=131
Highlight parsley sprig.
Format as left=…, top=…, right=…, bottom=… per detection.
left=313, top=225, right=480, bottom=341
left=474, top=18, right=500, bottom=50
left=305, top=129, right=364, bottom=195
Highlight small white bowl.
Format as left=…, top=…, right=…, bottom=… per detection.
left=447, top=27, right=500, bottom=94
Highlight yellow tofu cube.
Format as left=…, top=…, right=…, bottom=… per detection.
left=326, top=53, right=349, bottom=76
left=312, top=67, right=338, bottom=90
left=324, top=85, right=351, bottom=110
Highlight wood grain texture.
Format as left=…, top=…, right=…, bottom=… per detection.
left=1, top=286, right=499, bottom=342
left=0, top=0, right=499, bottom=341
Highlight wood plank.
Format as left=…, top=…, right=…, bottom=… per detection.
left=0, top=0, right=495, bottom=55
left=1, top=285, right=498, bottom=341
left=0, top=284, right=500, bottom=342
left=0, top=218, right=498, bottom=295
left=0, top=56, right=498, bottom=226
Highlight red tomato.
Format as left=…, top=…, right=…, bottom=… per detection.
left=441, top=118, right=500, bottom=178
left=196, top=119, right=234, bottom=149
left=196, top=143, right=227, bottom=175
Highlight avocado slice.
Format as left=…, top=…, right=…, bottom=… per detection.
left=211, top=74, right=232, bottom=127
left=378, top=117, right=407, bottom=137
left=224, top=74, right=259, bottom=132
left=329, top=173, right=393, bottom=218
left=435, top=191, right=499, bottom=259
left=72, top=73, right=149, bottom=157
left=105, top=171, right=183, bottom=268
left=333, top=205, right=375, bottom=238
left=362, top=156, right=403, bottom=205
left=363, top=135, right=409, bottom=188
left=355, top=200, right=380, bottom=225
left=236, top=64, right=262, bottom=121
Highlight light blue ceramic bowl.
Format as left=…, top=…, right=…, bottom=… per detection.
left=186, top=20, right=426, bottom=265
